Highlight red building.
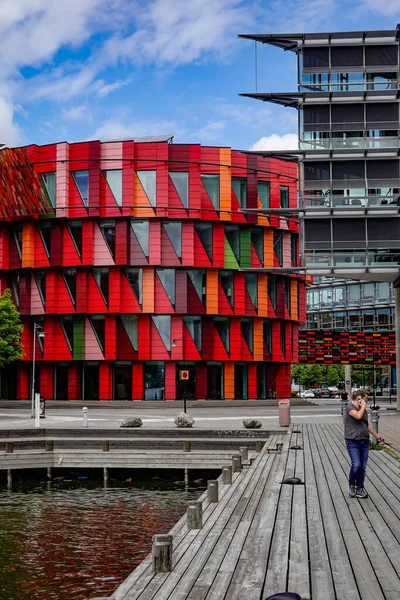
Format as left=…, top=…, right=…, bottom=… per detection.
left=0, top=139, right=305, bottom=401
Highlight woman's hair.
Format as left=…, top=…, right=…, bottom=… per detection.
left=351, top=389, right=368, bottom=401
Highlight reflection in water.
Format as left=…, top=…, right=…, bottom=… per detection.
left=0, top=477, right=204, bottom=600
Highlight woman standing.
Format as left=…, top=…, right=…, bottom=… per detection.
left=344, top=389, right=383, bottom=498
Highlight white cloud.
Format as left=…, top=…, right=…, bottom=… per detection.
left=92, top=117, right=181, bottom=141
left=362, top=0, right=400, bottom=13
left=249, top=133, right=298, bottom=152
left=96, top=77, right=132, bottom=98
left=0, top=97, right=22, bottom=146
left=62, top=105, right=91, bottom=121
left=188, top=121, right=226, bottom=142
left=213, top=99, right=272, bottom=128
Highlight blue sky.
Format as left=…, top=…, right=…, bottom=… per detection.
left=0, top=0, right=399, bottom=152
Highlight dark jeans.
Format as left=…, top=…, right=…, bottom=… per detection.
left=345, top=439, right=369, bottom=488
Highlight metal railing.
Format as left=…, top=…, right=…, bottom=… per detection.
left=300, top=137, right=400, bottom=151
left=304, top=251, right=400, bottom=268
left=299, top=81, right=399, bottom=92
left=301, top=194, right=400, bottom=208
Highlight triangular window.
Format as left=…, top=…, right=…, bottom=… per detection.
left=258, top=181, right=270, bottom=208
left=89, top=315, right=105, bottom=351
left=213, top=317, right=230, bottom=353
left=245, top=273, right=258, bottom=308
left=163, top=221, right=182, bottom=258
left=156, top=269, right=175, bottom=306
left=232, top=177, right=247, bottom=208
left=99, top=220, right=116, bottom=258
left=12, top=224, right=22, bottom=259
left=225, top=225, right=240, bottom=262
left=274, top=230, right=283, bottom=266
left=131, top=220, right=149, bottom=258
left=137, top=170, right=156, bottom=206
left=38, top=221, right=51, bottom=258
left=285, top=279, right=291, bottom=312
left=241, top=318, right=253, bottom=353
left=188, top=270, right=206, bottom=305
left=183, top=316, right=202, bottom=351
left=152, top=315, right=171, bottom=351
left=170, top=172, right=188, bottom=208
left=219, top=271, right=234, bottom=307
left=194, top=222, right=213, bottom=261
left=60, top=315, right=74, bottom=351
left=92, top=268, right=109, bottom=304
left=72, top=171, right=89, bottom=206
left=124, top=268, right=142, bottom=304
left=104, top=170, right=122, bottom=207
left=263, top=319, right=272, bottom=352
left=121, top=315, right=138, bottom=351
left=268, top=276, right=277, bottom=311
left=201, top=174, right=220, bottom=210
left=281, top=322, right=286, bottom=357
left=63, top=268, right=77, bottom=304
left=251, top=227, right=264, bottom=264
left=34, top=270, right=46, bottom=305
left=40, top=172, right=56, bottom=207
left=12, top=275, right=20, bottom=308
left=67, top=220, right=82, bottom=257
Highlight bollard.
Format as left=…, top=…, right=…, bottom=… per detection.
left=45, top=440, right=54, bottom=452
left=183, top=440, right=191, bottom=453
left=47, top=467, right=53, bottom=480
left=5, top=442, right=13, bottom=454
left=102, top=441, right=110, bottom=452
left=103, top=467, right=109, bottom=487
left=7, top=469, right=12, bottom=489
left=207, top=480, right=219, bottom=503
left=232, top=455, right=242, bottom=473
left=187, top=501, right=203, bottom=529
left=152, top=534, right=173, bottom=573
left=255, top=440, right=264, bottom=452
left=370, top=408, right=380, bottom=439
left=82, top=407, right=88, bottom=428
left=278, top=399, right=291, bottom=427
left=239, top=447, right=248, bottom=463
left=222, top=466, right=232, bottom=484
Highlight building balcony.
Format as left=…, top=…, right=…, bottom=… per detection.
left=300, top=137, right=400, bottom=152
left=301, top=193, right=400, bottom=213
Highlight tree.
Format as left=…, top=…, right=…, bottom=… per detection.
left=0, top=289, right=24, bottom=396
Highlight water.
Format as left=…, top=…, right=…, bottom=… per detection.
left=0, top=473, right=207, bottom=600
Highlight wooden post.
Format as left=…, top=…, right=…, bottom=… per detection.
left=239, top=447, right=248, bottom=462
left=102, top=441, right=110, bottom=452
left=187, top=501, right=202, bottom=529
left=184, top=468, right=189, bottom=490
left=47, top=467, right=53, bottom=480
left=207, top=480, right=219, bottom=503
left=222, top=466, right=232, bottom=484
left=183, top=440, right=191, bottom=452
left=5, top=442, right=13, bottom=454
left=45, top=440, right=54, bottom=452
left=255, top=440, right=264, bottom=452
left=7, top=469, right=12, bottom=489
left=152, top=534, right=173, bottom=573
left=232, top=455, right=242, bottom=473
left=103, top=467, right=109, bottom=487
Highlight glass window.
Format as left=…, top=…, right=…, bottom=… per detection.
left=40, top=172, right=56, bottom=207
left=251, top=227, right=264, bottom=264
left=72, top=170, right=89, bottom=206
left=114, top=362, right=132, bottom=400
left=321, top=313, right=332, bottom=329
left=348, top=284, right=360, bottom=304
left=124, top=268, right=142, bottom=304
left=144, top=362, right=165, bottom=400
left=152, top=315, right=171, bottom=350
left=99, top=220, right=116, bottom=258
left=348, top=311, right=361, bottom=329
left=285, top=279, right=291, bottom=312
left=232, top=177, right=247, bottom=208
left=219, top=271, right=234, bottom=307
left=63, top=268, right=77, bottom=304
left=333, top=287, right=345, bottom=305
left=241, top=318, right=253, bottom=352
left=13, top=224, right=22, bottom=259
left=60, top=315, right=73, bottom=350
left=377, top=282, right=390, bottom=300
left=257, top=363, right=266, bottom=399
left=11, top=274, right=20, bottom=307
left=363, top=311, right=375, bottom=329
left=131, top=220, right=149, bottom=258
left=188, top=269, right=206, bottom=305
left=333, top=312, right=346, bottom=329
left=137, top=171, right=156, bottom=206
left=280, top=186, right=289, bottom=208
left=104, top=170, right=122, bottom=206
left=89, top=315, right=105, bottom=351
left=92, top=268, right=109, bottom=303
left=170, top=172, right=189, bottom=208
left=274, top=230, right=283, bottom=266
left=163, top=221, right=182, bottom=258
left=201, top=174, right=220, bottom=210
left=263, top=319, right=272, bottom=351
left=38, top=221, right=51, bottom=258
left=225, top=225, right=240, bottom=262
left=121, top=315, right=138, bottom=351
left=245, top=273, right=258, bottom=308
left=67, top=220, right=82, bottom=257
left=194, top=222, right=213, bottom=261
left=183, top=316, right=202, bottom=351
left=258, top=181, right=270, bottom=208
left=83, top=362, right=99, bottom=400
left=214, top=317, right=230, bottom=353
left=156, top=269, right=175, bottom=306
left=268, top=276, right=277, bottom=311
left=34, top=270, right=46, bottom=305
left=363, top=283, right=374, bottom=301
left=377, top=309, right=390, bottom=329
left=280, top=323, right=286, bottom=358
left=291, top=234, right=298, bottom=267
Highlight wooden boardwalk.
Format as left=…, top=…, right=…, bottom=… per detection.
left=109, top=424, right=400, bottom=600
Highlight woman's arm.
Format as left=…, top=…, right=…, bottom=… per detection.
left=368, top=424, right=384, bottom=442
left=348, top=401, right=367, bottom=420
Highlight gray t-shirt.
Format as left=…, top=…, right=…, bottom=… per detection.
left=344, top=401, right=369, bottom=440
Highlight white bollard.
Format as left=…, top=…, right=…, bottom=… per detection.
left=82, top=407, right=88, bottom=428
left=34, top=393, right=40, bottom=428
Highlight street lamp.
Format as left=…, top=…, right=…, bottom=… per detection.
left=171, top=337, right=189, bottom=413
left=31, top=323, right=45, bottom=418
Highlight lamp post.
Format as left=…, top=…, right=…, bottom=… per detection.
left=31, top=323, right=45, bottom=419
left=171, top=337, right=188, bottom=413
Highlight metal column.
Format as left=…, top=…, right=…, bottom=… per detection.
left=345, top=365, right=352, bottom=398
left=396, top=288, right=400, bottom=411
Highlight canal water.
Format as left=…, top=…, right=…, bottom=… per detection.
left=0, top=471, right=208, bottom=600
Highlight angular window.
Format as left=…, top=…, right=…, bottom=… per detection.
left=183, top=316, right=202, bottom=351
left=121, top=315, right=138, bottom=351
left=194, top=222, right=213, bottom=261
left=13, top=224, right=22, bottom=259
left=263, top=319, right=272, bottom=352
left=251, top=227, right=264, bottom=264
left=214, top=317, right=230, bottom=353
left=144, top=361, right=165, bottom=400
left=11, top=274, right=20, bottom=308
left=67, top=220, right=82, bottom=257
left=34, top=270, right=46, bottom=305
left=225, top=224, right=240, bottom=262
left=104, top=170, right=122, bottom=206
left=72, top=170, right=89, bottom=206
left=219, top=270, right=234, bottom=307
left=92, top=268, right=109, bottom=303
left=163, top=221, right=182, bottom=258
left=285, top=279, right=291, bottom=312
left=170, top=172, right=189, bottom=208
left=137, top=170, right=156, bottom=206
left=131, top=220, right=149, bottom=258
left=280, top=186, right=289, bottom=208
left=245, top=273, right=258, bottom=308
left=89, top=315, right=105, bottom=351
left=152, top=315, right=171, bottom=351
left=232, top=177, right=247, bottom=208
left=291, top=234, right=298, bottom=267
left=280, top=323, right=286, bottom=358
left=124, top=268, right=142, bottom=305
left=38, top=221, right=51, bottom=258
left=188, top=269, right=206, bottom=305
left=274, top=230, right=283, bottom=266
left=63, top=268, right=77, bottom=304
left=268, top=276, right=277, bottom=311
left=201, top=174, right=220, bottom=210
left=156, top=269, right=175, bottom=306
left=60, top=315, right=74, bottom=351
left=99, top=220, right=116, bottom=258
left=40, top=172, right=56, bottom=207
left=241, top=318, right=253, bottom=353
left=258, top=180, right=270, bottom=208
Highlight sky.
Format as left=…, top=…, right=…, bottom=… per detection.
left=0, top=0, right=399, bottom=152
